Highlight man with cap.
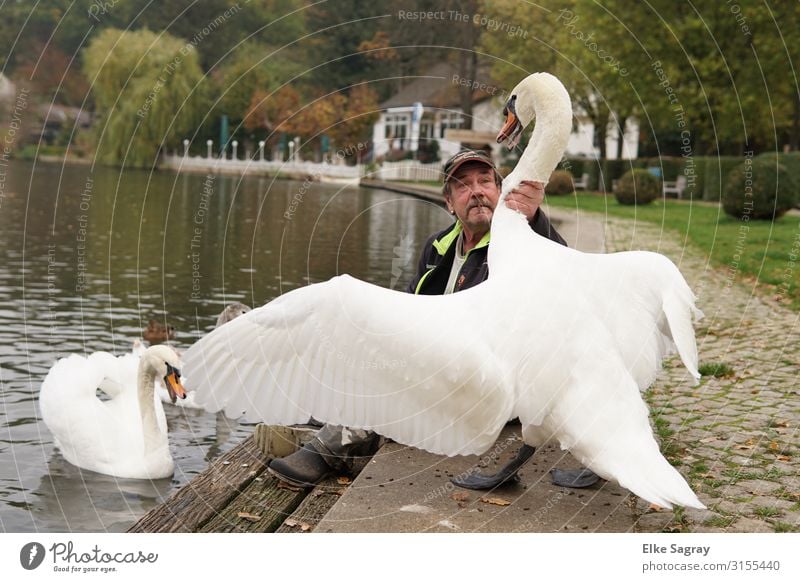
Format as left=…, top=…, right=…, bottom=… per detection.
left=267, top=149, right=599, bottom=491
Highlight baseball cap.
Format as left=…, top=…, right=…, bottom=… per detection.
left=442, top=149, right=498, bottom=184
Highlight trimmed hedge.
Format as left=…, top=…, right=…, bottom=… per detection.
left=698, top=156, right=742, bottom=202
left=546, top=170, right=575, bottom=195
left=560, top=152, right=800, bottom=202
left=614, top=169, right=661, bottom=205
left=722, top=157, right=798, bottom=220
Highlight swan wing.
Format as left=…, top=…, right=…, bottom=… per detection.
left=184, top=275, right=513, bottom=456
left=584, top=251, right=701, bottom=389
left=522, top=337, right=703, bottom=509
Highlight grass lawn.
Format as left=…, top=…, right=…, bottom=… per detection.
left=544, top=193, right=800, bottom=311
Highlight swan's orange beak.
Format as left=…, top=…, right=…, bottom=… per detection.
left=497, top=95, right=523, bottom=149
left=164, top=364, right=186, bottom=404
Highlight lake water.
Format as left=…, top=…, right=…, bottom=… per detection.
left=0, top=159, right=450, bottom=532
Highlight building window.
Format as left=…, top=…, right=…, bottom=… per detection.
left=420, top=119, right=435, bottom=141
left=439, top=111, right=464, bottom=138
left=384, top=113, right=410, bottom=148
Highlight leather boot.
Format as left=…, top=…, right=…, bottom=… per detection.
left=268, top=424, right=380, bottom=488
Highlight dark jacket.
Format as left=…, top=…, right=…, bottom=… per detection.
left=407, top=209, right=567, bottom=295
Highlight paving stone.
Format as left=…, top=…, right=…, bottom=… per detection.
left=726, top=516, right=776, bottom=533
left=737, top=480, right=784, bottom=495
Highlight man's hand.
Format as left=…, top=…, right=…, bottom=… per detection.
left=505, top=180, right=544, bottom=221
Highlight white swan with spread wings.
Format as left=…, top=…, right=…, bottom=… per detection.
left=184, top=73, right=704, bottom=509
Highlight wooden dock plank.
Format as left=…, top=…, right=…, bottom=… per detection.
left=198, top=473, right=308, bottom=533
left=274, top=478, right=347, bottom=533
left=128, top=436, right=268, bottom=532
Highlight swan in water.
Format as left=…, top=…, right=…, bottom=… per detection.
left=183, top=73, right=704, bottom=509
left=40, top=344, right=186, bottom=479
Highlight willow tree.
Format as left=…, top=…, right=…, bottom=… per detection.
left=83, top=28, right=205, bottom=167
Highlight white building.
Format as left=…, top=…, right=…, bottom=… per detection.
left=371, top=63, right=638, bottom=164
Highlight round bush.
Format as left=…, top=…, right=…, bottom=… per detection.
left=614, top=169, right=661, bottom=205
left=545, top=170, right=575, bottom=195
left=723, top=158, right=798, bottom=220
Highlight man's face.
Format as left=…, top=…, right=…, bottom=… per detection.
left=445, top=162, right=501, bottom=234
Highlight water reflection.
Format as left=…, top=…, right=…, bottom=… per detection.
left=0, top=159, right=451, bottom=532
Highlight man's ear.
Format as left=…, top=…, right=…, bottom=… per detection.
left=444, top=194, right=454, bottom=215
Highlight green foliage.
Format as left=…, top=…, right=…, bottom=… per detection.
left=614, top=169, right=661, bottom=205
left=723, top=158, right=798, bottom=220
left=480, top=1, right=800, bottom=155
left=210, top=40, right=305, bottom=123
left=545, top=170, right=576, bottom=195
left=697, top=156, right=742, bottom=202
left=698, top=362, right=735, bottom=378
left=758, top=152, right=800, bottom=187
left=645, top=157, right=684, bottom=181
left=82, top=28, right=206, bottom=167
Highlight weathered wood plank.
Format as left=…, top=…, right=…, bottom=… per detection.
left=128, top=436, right=268, bottom=532
left=275, top=456, right=370, bottom=533
left=198, top=473, right=308, bottom=533
left=274, top=478, right=347, bottom=533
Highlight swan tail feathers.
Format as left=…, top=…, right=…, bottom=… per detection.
left=662, top=282, right=702, bottom=383
left=609, top=444, right=706, bottom=510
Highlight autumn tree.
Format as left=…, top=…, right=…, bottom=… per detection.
left=329, top=84, right=380, bottom=161
left=244, top=84, right=302, bottom=137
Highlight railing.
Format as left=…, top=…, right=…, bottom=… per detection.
left=368, top=160, right=444, bottom=182
left=164, top=148, right=446, bottom=184
left=162, top=153, right=362, bottom=180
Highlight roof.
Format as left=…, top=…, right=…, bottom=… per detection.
left=379, top=61, right=499, bottom=110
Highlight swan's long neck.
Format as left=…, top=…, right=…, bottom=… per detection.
left=137, top=360, right=162, bottom=452
left=500, top=74, right=573, bottom=200
left=490, top=73, right=573, bottom=269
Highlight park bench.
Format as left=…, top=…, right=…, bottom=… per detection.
left=663, top=175, right=687, bottom=198
left=573, top=172, right=590, bottom=190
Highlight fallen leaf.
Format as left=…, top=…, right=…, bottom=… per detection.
left=237, top=512, right=262, bottom=522
left=776, top=455, right=791, bottom=462
left=648, top=503, right=664, bottom=512
left=735, top=444, right=754, bottom=450
left=337, top=476, right=352, bottom=485
left=276, top=480, right=303, bottom=492
left=283, top=518, right=311, bottom=531
left=769, top=441, right=780, bottom=451
left=771, top=420, right=789, bottom=428
left=450, top=492, right=470, bottom=503
left=480, top=497, right=511, bottom=507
